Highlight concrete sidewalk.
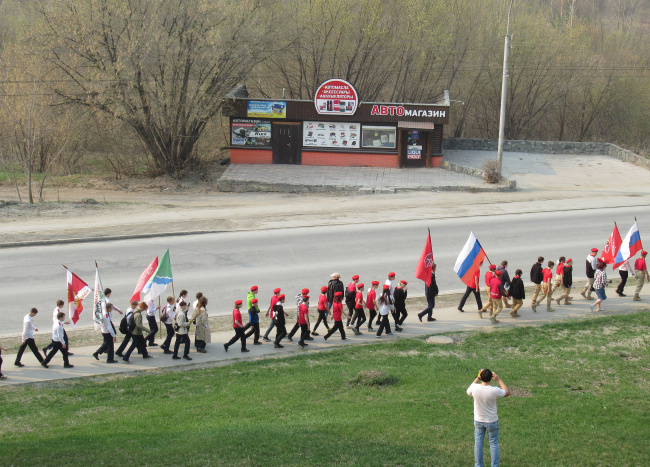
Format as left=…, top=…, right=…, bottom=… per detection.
left=3, top=291, right=647, bottom=386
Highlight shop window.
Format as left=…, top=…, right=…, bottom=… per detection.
left=361, top=126, right=396, bottom=149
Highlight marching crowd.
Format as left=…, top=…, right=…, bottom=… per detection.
left=2, top=249, right=647, bottom=377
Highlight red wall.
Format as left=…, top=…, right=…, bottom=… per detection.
left=302, top=151, right=398, bottom=168
left=230, top=148, right=272, bottom=164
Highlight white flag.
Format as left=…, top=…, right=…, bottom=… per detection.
left=92, top=264, right=106, bottom=332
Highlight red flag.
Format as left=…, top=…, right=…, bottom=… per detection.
left=601, top=223, right=623, bottom=268
left=415, top=231, right=434, bottom=286
left=66, top=268, right=92, bottom=325
left=131, top=256, right=159, bottom=302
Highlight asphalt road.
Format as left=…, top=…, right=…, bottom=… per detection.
left=2, top=205, right=647, bottom=335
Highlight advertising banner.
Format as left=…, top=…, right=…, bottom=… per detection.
left=247, top=101, right=286, bottom=118
left=231, top=119, right=272, bottom=146
left=314, top=79, right=358, bottom=116
left=303, top=121, right=360, bottom=148
left=407, top=145, right=422, bottom=159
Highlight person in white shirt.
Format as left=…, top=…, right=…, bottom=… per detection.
left=144, top=299, right=160, bottom=346
left=42, top=312, right=73, bottom=368
left=93, top=303, right=118, bottom=363
left=14, top=308, right=45, bottom=367
left=467, top=369, right=510, bottom=467
left=104, top=288, right=123, bottom=315
left=116, top=300, right=139, bottom=357
left=378, top=272, right=396, bottom=326
left=160, top=296, right=176, bottom=354
left=43, top=300, right=72, bottom=356
left=581, top=248, right=599, bottom=299
left=616, top=259, right=635, bottom=297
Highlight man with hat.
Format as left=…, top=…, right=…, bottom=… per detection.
left=346, top=275, right=360, bottom=327
left=224, top=300, right=249, bottom=353
left=557, top=259, right=574, bottom=305
left=366, top=281, right=379, bottom=331
left=327, top=273, right=344, bottom=310
left=479, top=264, right=497, bottom=318
left=489, top=271, right=506, bottom=323
left=312, top=286, right=330, bottom=336
left=535, top=260, right=555, bottom=312
left=393, top=280, right=408, bottom=330
left=633, top=251, right=649, bottom=301
left=581, top=248, right=599, bottom=299
left=323, top=292, right=348, bottom=341
left=247, top=286, right=258, bottom=310
left=244, top=298, right=262, bottom=345
left=418, top=264, right=439, bottom=322
left=352, top=283, right=366, bottom=335
left=297, top=296, right=311, bottom=349
left=273, top=294, right=288, bottom=348
left=263, top=288, right=281, bottom=342
left=288, top=288, right=311, bottom=341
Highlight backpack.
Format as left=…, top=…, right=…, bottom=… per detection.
left=118, top=314, right=129, bottom=334
left=127, top=312, right=137, bottom=333
left=345, top=288, right=356, bottom=307
left=161, top=305, right=170, bottom=322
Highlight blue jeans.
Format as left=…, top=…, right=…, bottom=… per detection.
left=474, top=420, right=499, bottom=467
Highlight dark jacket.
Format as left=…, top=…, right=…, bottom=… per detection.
left=327, top=279, right=344, bottom=302
left=496, top=265, right=511, bottom=286
left=248, top=306, right=259, bottom=324
left=394, top=287, right=407, bottom=312
left=586, top=259, right=595, bottom=279
left=509, top=276, right=525, bottom=300
left=273, top=303, right=285, bottom=324
left=563, top=266, right=573, bottom=288
left=425, top=273, right=439, bottom=299
left=530, top=262, right=543, bottom=284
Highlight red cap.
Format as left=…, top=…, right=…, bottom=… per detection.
left=591, top=248, right=598, bottom=252
left=388, top=272, right=395, bottom=277
left=352, top=275, right=359, bottom=280
left=273, top=288, right=281, bottom=294
left=383, top=284, right=390, bottom=290
left=278, top=294, right=285, bottom=300
left=371, top=280, right=380, bottom=285
left=321, top=286, right=328, bottom=293
left=495, top=271, right=501, bottom=276
left=302, top=288, right=309, bottom=295
left=400, top=280, right=408, bottom=285
left=334, top=291, right=343, bottom=297
left=251, top=298, right=258, bottom=304
left=642, top=251, right=648, bottom=255
left=250, top=286, right=258, bottom=291
left=567, top=258, right=573, bottom=262
left=489, top=264, right=496, bottom=270
left=234, top=300, right=243, bottom=305
left=357, top=283, right=364, bottom=289
left=303, top=295, right=310, bottom=300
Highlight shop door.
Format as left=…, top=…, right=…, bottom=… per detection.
left=402, top=130, right=427, bottom=168
left=273, top=124, right=301, bottom=164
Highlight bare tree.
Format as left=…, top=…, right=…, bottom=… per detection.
left=36, top=0, right=277, bottom=177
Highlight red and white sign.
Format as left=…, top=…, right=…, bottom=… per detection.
left=314, top=79, right=358, bottom=116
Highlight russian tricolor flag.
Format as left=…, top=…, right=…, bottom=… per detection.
left=615, top=221, right=643, bottom=264
left=454, top=232, right=487, bottom=288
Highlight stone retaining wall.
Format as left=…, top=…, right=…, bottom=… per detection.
left=443, top=138, right=650, bottom=170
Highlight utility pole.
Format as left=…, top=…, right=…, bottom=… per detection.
left=496, top=0, right=514, bottom=178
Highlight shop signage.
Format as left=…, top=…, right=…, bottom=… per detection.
left=407, top=145, right=422, bottom=159
left=231, top=119, right=271, bottom=147
left=370, top=105, right=446, bottom=118
left=314, top=79, right=358, bottom=116
left=247, top=101, right=286, bottom=118
left=303, top=121, right=360, bottom=148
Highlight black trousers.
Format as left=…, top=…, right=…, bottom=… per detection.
left=458, top=286, right=483, bottom=310
left=287, top=320, right=300, bottom=339
left=324, top=320, right=346, bottom=340
left=0, top=350, right=3, bottom=375
left=298, top=323, right=310, bottom=345
left=616, top=270, right=629, bottom=294
left=124, top=334, right=148, bottom=360
left=377, top=314, right=391, bottom=336
left=346, top=303, right=355, bottom=325
left=395, top=307, right=407, bottom=325
left=145, top=315, right=158, bottom=344
left=354, top=308, right=366, bottom=330
left=275, top=322, right=287, bottom=345
left=418, top=294, right=436, bottom=320
left=367, top=309, right=377, bottom=328
left=173, top=334, right=190, bottom=357
left=97, top=332, right=115, bottom=361
left=162, top=323, right=175, bottom=349
left=43, top=341, right=70, bottom=366
left=313, top=310, right=330, bottom=332
left=15, top=338, right=44, bottom=363
left=244, top=322, right=260, bottom=342
left=44, top=329, right=69, bottom=353
left=226, top=327, right=247, bottom=350
left=116, top=332, right=133, bottom=354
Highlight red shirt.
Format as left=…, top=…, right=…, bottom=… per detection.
left=490, top=277, right=503, bottom=299
left=556, top=263, right=564, bottom=275
left=542, top=268, right=553, bottom=283
left=473, top=269, right=481, bottom=290
left=347, top=282, right=357, bottom=293
left=484, top=271, right=494, bottom=287
left=269, top=295, right=279, bottom=318
left=635, top=257, right=647, bottom=271
left=318, top=293, right=328, bottom=311
left=332, top=302, right=343, bottom=321
left=298, top=303, right=309, bottom=325
left=355, top=291, right=364, bottom=309
left=233, top=308, right=242, bottom=328
left=366, top=289, right=376, bottom=310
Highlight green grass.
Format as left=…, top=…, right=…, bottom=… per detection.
left=1, top=313, right=649, bottom=466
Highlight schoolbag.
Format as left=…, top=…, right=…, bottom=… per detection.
left=161, top=305, right=170, bottom=322
left=118, top=313, right=131, bottom=334
left=345, top=288, right=356, bottom=307
left=127, top=312, right=137, bottom=333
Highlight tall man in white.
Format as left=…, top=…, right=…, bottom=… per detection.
left=467, top=369, right=510, bottom=467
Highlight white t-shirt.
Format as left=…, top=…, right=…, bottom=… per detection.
left=467, top=383, right=506, bottom=423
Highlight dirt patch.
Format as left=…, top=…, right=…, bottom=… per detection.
left=348, top=370, right=397, bottom=388
left=509, top=386, right=533, bottom=397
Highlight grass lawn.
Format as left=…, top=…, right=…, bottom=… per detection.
left=1, top=313, right=648, bottom=466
